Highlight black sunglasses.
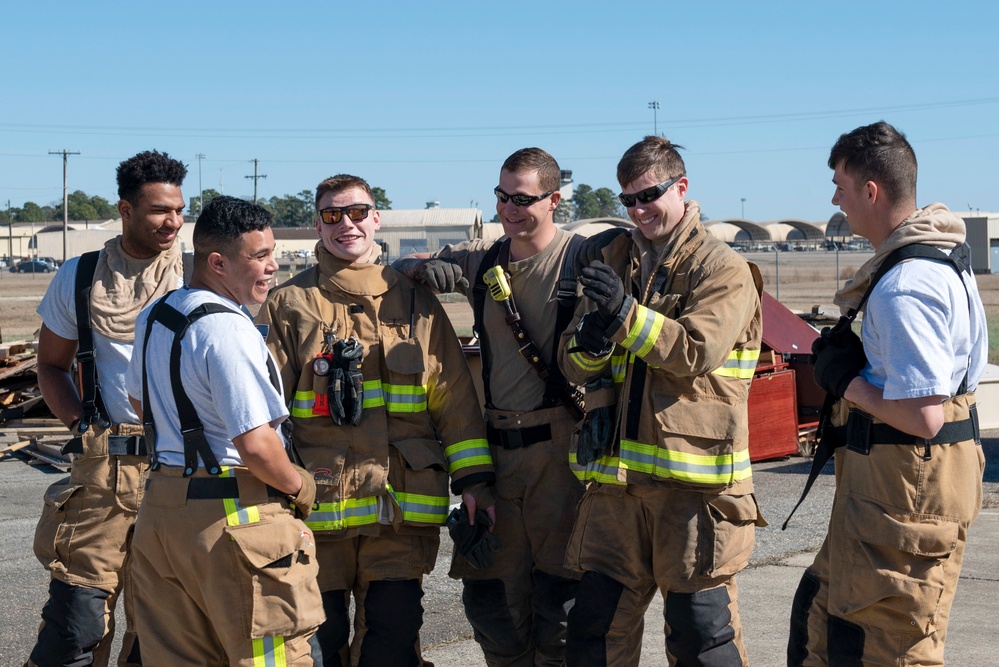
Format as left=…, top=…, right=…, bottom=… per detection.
left=318, top=204, right=373, bottom=224
left=618, top=176, right=681, bottom=208
left=494, top=187, right=556, bottom=207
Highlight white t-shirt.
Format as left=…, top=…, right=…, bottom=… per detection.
left=37, top=253, right=183, bottom=425
left=862, top=255, right=987, bottom=400
left=126, top=287, right=288, bottom=469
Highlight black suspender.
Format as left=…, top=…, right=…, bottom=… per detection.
left=74, top=251, right=109, bottom=432
left=141, top=295, right=247, bottom=476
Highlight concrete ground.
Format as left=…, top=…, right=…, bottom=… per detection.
left=2, top=434, right=997, bottom=666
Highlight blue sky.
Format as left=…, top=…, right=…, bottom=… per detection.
left=2, top=1, right=996, bottom=222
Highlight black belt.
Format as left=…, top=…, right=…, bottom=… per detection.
left=62, top=435, right=147, bottom=457
left=833, top=405, right=979, bottom=455
left=486, top=423, right=552, bottom=449
left=185, top=476, right=283, bottom=500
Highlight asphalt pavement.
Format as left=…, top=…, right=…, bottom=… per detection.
left=2, top=434, right=996, bottom=666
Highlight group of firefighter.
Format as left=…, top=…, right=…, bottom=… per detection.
left=24, top=120, right=987, bottom=667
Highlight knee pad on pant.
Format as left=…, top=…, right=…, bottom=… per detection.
left=827, top=615, right=865, bottom=666
left=30, top=579, right=109, bottom=667
left=531, top=570, right=577, bottom=658
left=663, top=587, right=740, bottom=667
left=566, top=571, right=624, bottom=667
left=461, top=578, right=526, bottom=659
left=315, top=590, right=350, bottom=667
left=358, top=579, right=423, bottom=667
left=788, top=570, right=820, bottom=667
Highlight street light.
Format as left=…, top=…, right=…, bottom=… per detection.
left=648, top=101, right=660, bottom=135
left=196, top=153, right=206, bottom=215
left=741, top=198, right=746, bottom=219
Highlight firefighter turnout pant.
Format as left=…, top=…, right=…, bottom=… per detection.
left=788, top=401, right=985, bottom=666
left=27, top=424, right=147, bottom=667
left=565, top=483, right=762, bottom=667
left=129, top=467, right=324, bottom=666
left=314, top=529, right=439, bottom=667
left=450, top=407, right=582, bottom=667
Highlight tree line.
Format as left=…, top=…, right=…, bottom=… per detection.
left=1, top=183, right=638, bottom=227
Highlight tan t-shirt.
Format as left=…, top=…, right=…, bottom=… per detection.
left=436, top=229, right=576, bottom=412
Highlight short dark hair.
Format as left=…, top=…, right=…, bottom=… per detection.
left=501, top=148, right=561, bottom=193
left=828, top=121, right=917, bottom=204
left=315, top=174, right=374, bottom=211
left=193, top=196, right=273, bottom=261
left=617, top=136, right=686, bottom=189
left=116, top=150, right=187, bottom=202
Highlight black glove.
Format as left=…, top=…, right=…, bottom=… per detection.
left=811, top=325, right=866, bottom=398
left=416, top=258, right=468, bottom=293
left=580, top=261, right=625, bottom=320
left=570, top=313, right=613, bottom=357
left=577, top=405, right=614, bottom=466
left=575, top=228, right=629, bottom=272
left=329, top=337, right=364, bottom=426
left=447, top=504, right=501, bottom=569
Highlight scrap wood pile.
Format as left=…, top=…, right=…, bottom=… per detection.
left=0, top=340, right=72, bottom=471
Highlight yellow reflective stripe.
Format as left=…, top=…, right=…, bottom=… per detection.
left=568, top=451, right=626, bottom=485
left=386, top=483, right=449, bottom=525
left=444, top=438, right=492, bottom=473
left=383, top=382, right=428, bottom=413
left=214, top=467, right=261, bottom=526
left=619, top=440, right=752, bottom=484
left=621, top=305, right=665, bottom=358
left=362, top=379, right=385, bottom=409
left=611, top=350, right=629, bottom=384
left=568, top=335, right=612, bottom=372
left=291, top=390, right=315, bottom=418
left=711, top=349, right=760, bottom=379
left=252, top=635, right=286, bottom=667
left=304, top=497, right=379, bottom=532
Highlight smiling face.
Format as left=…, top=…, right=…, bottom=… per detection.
left=119, top=182, right=186, bottom=258
left=220, top=227, right=278, bottom=306
left=620, top=170, right=688, bottom=242
left=495, top=168, right=559, bottom=250
left=315, top=186, right=381, bottom=263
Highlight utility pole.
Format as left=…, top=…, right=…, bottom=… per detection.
left=196, top=153, right=206, bottom=214
left=245, top=159, right=267, bottom=204
left=49, top=149, right=80, bottom=264
left=648, top=101, right=660, bottom=135
left=741, top=198, right=746, bottom=219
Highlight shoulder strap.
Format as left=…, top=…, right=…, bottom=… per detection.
left=472, top=240, right=507, bottom=408
left=544, top=234, right=586, bottom=408
left=74, top=251, right=110, bottom=431
left=142, top=298, right=244, bottom=476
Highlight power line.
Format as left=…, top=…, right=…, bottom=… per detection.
left=244, top=159, right=267, bottom=203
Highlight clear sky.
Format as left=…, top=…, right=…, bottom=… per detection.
left=2, top=1, right=996, bottom=222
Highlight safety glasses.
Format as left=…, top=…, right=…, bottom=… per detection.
left=318, top=204, right=373, bottom=224
left=494, top=187, right=556, bottom=207
left=618, top=176, right=681, bottom=208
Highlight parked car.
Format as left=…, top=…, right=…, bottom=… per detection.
left=14, top=260, right=56, bottom=273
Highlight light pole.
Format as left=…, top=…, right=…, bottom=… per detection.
left=648, top=101, right=659, bottom=135
left=196, top=153, right=206, bottom=214
left=741, top=198, right=746, bottom=219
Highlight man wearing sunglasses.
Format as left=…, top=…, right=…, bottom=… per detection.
left=558, top=135, right=764, bottom=666
left=395, top=147, right=599, bottom=667
left=258, top=174, right=495, bottom=667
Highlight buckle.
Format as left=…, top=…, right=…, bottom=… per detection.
left=502, top=429, right=525, bottom=449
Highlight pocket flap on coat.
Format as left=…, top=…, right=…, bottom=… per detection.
left=383, top=337, right=426, bottom=375
left=392, top=438, right=447, bottom=471
left=845, top=494, right=959, bottom=557
left=43, top=477, right=82, bottom=510
left=655, top=396, right=742, bottom=440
